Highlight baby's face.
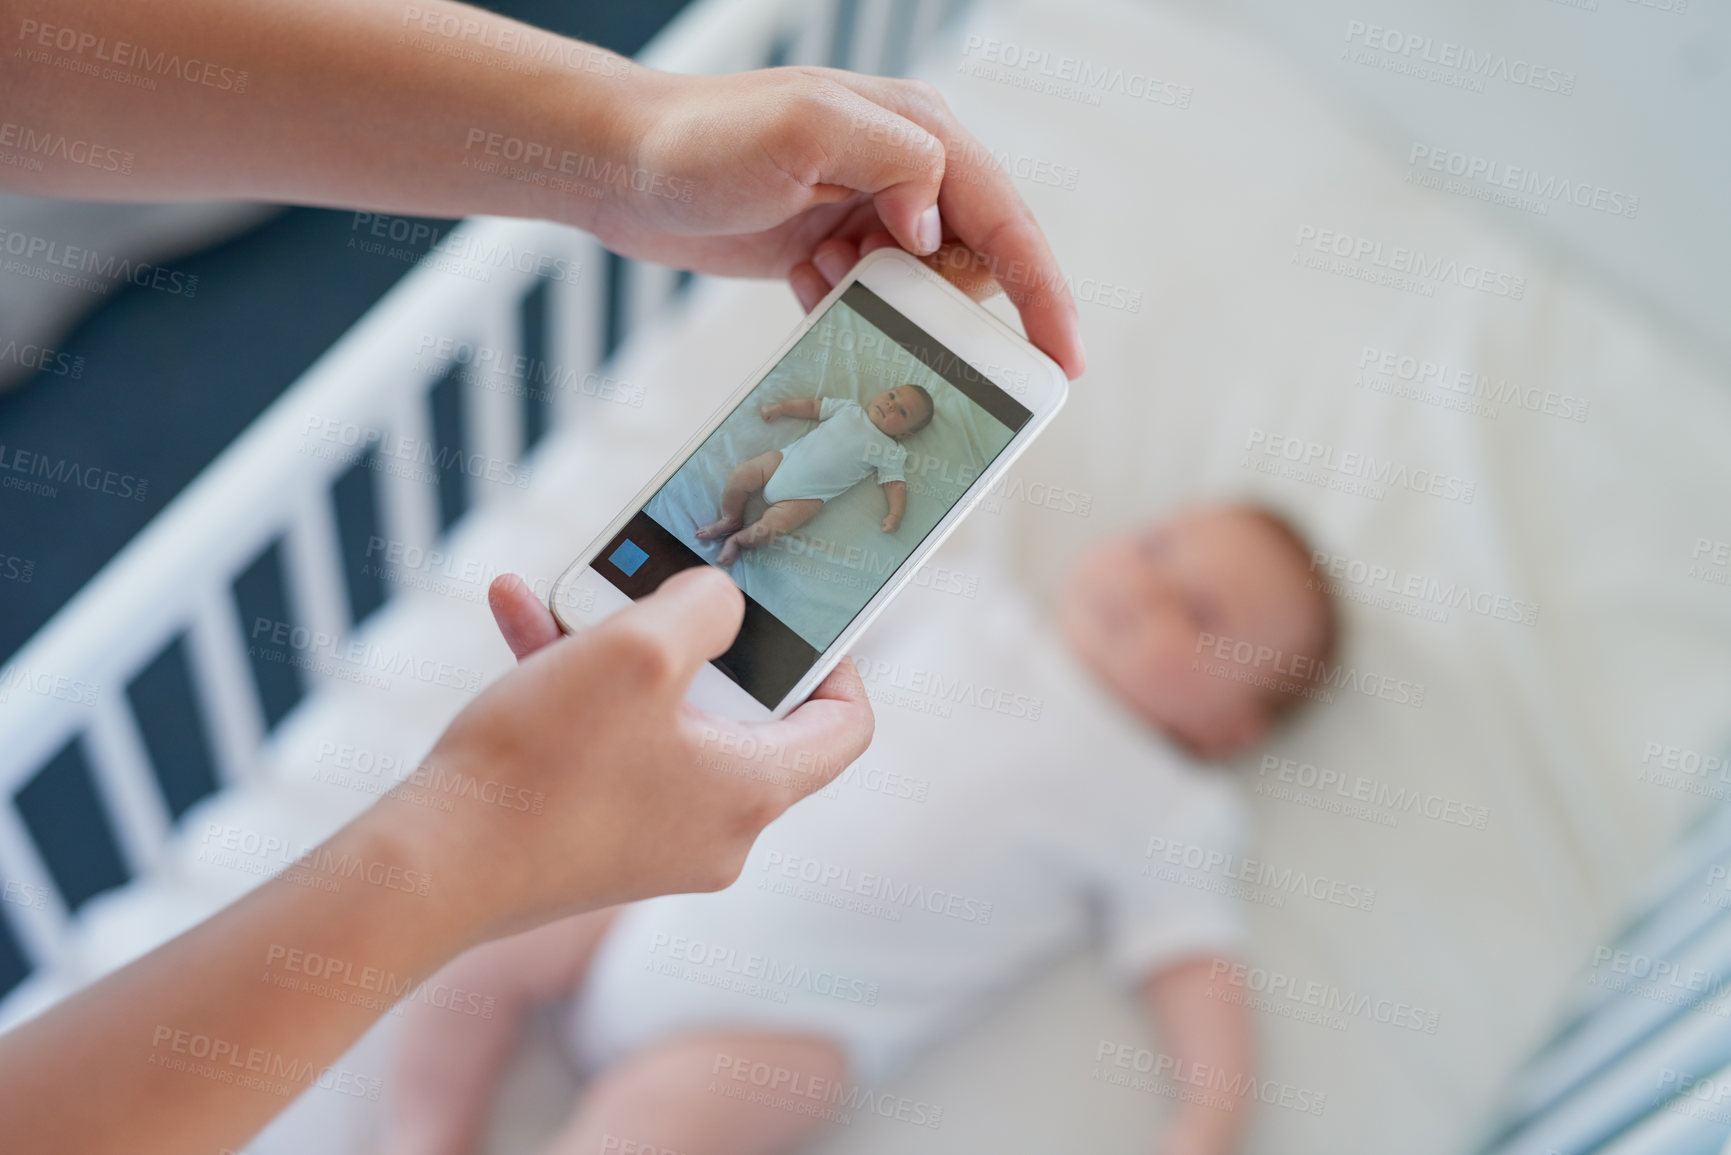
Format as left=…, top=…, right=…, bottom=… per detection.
left=1056, top=507, right=1325, bottom=759
left=867, top=386, right=931, bottom=439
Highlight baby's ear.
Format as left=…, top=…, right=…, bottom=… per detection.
left=1194, top=705, right=1267, bottom=761
left=1230, top=710, right=1270, bottom=753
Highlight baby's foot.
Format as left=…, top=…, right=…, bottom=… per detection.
left=695, top=516, right=742, bottom=541
left=716, top=535, right=744, bottom=567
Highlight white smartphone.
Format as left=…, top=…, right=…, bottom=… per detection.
left=548, top=247, right=1069, bottom=720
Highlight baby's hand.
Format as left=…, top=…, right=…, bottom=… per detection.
left=1155, top=1117, right=1236, bottom=1155
left=759, top=402, right=781, bottom=422
left=880, top=514, right=901, bottom=534
left=1156, top=1136, right=1226, bottom=1155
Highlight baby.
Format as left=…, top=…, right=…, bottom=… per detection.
left=387, top=503, right=1336, bottom=1155
left=695, top=385, right=935, bottom=566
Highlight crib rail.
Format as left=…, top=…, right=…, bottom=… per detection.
left=0, top=0, right=968, bottom=1012
left=0, top=216, right=594, bottom=978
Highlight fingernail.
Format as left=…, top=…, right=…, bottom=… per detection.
left=916, top=205, right=941, bottom=255
left=813, top=248, right=851, bottom=285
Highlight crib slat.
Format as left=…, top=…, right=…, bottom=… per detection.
left=375, top=387, right=442, bottom=584
left=624, top=261, right=682, bottom=341
left=0, top=801, right=66, bottom=968
left=463, top=297, right=525, bottom=513
left=284, top=489, right=353, bottom=651
left=790, top=0, right=841, bottom=67
left=186, top=587, right=267, bottom=789
left=638, top=0, right=794, bottom=76
left=908, top=0, right=948, bottom=50
left=848, top=0, right=897, bottom=74
left=550, top=239, right=608, bottom=429
left=78, top=695, right=171, bottom=877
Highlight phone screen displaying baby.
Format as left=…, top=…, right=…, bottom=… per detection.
left=592, top=282, right=1032, bottom=707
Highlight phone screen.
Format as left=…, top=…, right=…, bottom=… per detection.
left=592, top=282, right=1032, bottom=708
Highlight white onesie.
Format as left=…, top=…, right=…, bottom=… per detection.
left=568, top=580, right=1247, bottom=1085
left=762, top=397, right=908, bottom=505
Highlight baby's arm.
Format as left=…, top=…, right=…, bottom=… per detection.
left=880, top=480, right=907, bottom=533
left=1140, top=956, right=1253, bottom=1155
left=760, top=397, right=822, bottom=422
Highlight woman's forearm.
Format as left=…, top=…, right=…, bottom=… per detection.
left=0, top=0, right=1090, bottom=373
left=0, top=810, right=469, bottom=1155
left=0, top=570, right=874, bottom=1155
left=0, top=0, right=636, bottom=228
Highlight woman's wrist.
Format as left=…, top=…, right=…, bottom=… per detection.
left=340, top=775, right=502, bottom=963
left=480, top=46, right=671, bottom=233
left=379, top=5, right=655, bottom=234
left=360, top=729, right=599, bottom=954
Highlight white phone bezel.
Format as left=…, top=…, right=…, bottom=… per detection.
left=549, top=246, right=1070, bottom=719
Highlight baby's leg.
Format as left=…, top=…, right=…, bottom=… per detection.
left=697, top=451, right=783, bottom=541
left=715, top=499, right=824, bottom=567
left=540, top=1031, right=848, bottom=1155
left=385, top=908, right=619, bottom=1155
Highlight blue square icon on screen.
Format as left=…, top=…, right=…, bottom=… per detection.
left=608, top=539, right=649, bottom=577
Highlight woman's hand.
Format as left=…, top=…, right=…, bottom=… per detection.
left=2, top=0, right=1084, bottom=377
left=378, top=568, right=874, bottom=947
left=589, top=66, right=1085, bottom=378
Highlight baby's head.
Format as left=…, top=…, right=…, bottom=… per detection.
left=1056, top=504, right=1337, bottom=761
left=867, top=385, right=935, bottom=439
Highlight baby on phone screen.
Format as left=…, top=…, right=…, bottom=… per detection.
left=696, top=385, right=936, bottom=565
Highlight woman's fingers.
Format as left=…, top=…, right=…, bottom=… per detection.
left=827, top=73, right=1086, bottom=379
left=802, top=654, right=872, bottom=710
left=596, top=566, right=745, bottom=696
left=801, top=85, right=948, bottom=258
left=765, top=658, right=875, bottom=800
left=857, top=228, right=899, bottom=257
left=923, top=241, right=1004, bottom=302
left=681, top=657, right=875, bottom=809
left=789, top=235, right=862, bottom=311
left=811, top=236, right=861, bottom=286
left=487, top=574, right=563, bottom=661
left=789, top=262, right=830, bottom=312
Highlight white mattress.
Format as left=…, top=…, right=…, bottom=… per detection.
left=141, top=1, right=1731, bottom=1152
